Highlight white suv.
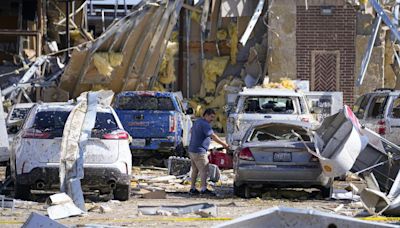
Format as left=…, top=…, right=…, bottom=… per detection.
left=353, top=89, right=400, bottom=145
left=227, top=88, right=315, bottom=147
left=10, top=103, right=132, bottom=200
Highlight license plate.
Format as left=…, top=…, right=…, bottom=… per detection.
left=273, top=152, right=292, bottom=162
left=131, top=138, right=146, bottom=147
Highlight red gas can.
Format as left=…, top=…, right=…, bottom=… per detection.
left=208, top=150, right=233, bottom=169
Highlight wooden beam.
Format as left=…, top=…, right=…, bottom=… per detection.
left=208, top=0, right=221, bottom=41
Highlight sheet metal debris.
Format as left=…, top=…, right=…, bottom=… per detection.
left=47, top=193, right=84, bottom=220
left=298, top=105, right=368, bottom=177
left=59, top=91, right=99, bottom=211
left=215, top=206, right=398, bottom=228
left=22, top=212, right=67, bottom=228
left=138, top=203, right=217, bottom=217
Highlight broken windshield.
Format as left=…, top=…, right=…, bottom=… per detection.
left=248, top=124, right=310, bottom=142
left=243, top=96, right=299, bottom=114
left=116, top=96, right=175, bottom=111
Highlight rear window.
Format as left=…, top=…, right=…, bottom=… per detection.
left=116, top=96, right=175, bottom=111
left=10, top=107, right=32, bottom=121
left=243, top=96, right=300, bottom=114
left=367, top=95, right=388, bottom=119
left=248, top=124, right=310, bottom=142
left=32, top=111, right=118, bottom=138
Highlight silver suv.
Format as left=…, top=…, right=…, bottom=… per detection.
left=353, top=89, right=400, bottom=145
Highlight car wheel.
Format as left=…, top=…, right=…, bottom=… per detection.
left=320, top=186, right=333, bottom=198
left=14, top=183, right=31, bottom=200
left=234, top=182, right=247, bottom=198
left=113, top=184, right=131, bottom=201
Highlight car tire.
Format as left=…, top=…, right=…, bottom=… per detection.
left=320, top=186, right=333, bottom=198
left=113, top=184, right=131, bottom=201
left=234, top=182, right=247, bottom=198
left=14, top=183, right=31, bottom=200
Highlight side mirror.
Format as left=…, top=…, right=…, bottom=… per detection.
left=186, top=108, right=194, bottom=115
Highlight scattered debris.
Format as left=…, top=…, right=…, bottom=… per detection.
left=47, top=193, right=84, bottom=220
left=168, top=156, right=191, bottom=176
left=22, top=212, right=67, bottom=228
left=298, top=105, right=368, bottom=177
left=99, top=205, right=112, bottom=213
left=215, top=207, right=398, bottom=228
left=138, top=203, right=217, bottom=217
left=142, top=190, right=167, bottom=199
left=331, top=189, right=360, bottom=201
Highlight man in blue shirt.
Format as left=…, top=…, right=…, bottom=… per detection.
left=188, top=108, right=229, bottom=195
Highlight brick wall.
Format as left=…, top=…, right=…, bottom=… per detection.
left=296, top=5, right=356, bottom=104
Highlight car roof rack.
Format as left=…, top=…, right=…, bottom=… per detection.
left=374, top=88, right=394, bottom=92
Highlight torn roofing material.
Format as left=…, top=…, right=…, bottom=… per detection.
left=59, top=0, right=183, bottom=98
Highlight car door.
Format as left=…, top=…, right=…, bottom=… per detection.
left=175, top=95, right=192, bottom=147
left=386, top=94, right=400, bottom=145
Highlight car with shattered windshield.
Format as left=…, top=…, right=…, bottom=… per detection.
left=233, top=121, right=333, bottom=198
left=227, top=88, right=315, bottom=148
left=10, top=102, right=132, bottom=201
left=114, top=91, right=192, bottom=159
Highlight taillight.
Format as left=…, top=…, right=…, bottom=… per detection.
left=22, top=129, right=51, bottom=139
left=169, top=115, right=177, bottom=132
left=239, top=148, right=255, bottom=161
left=377, top=119, right=386, bottom=135
left=103, top=130, right=129, bottom=140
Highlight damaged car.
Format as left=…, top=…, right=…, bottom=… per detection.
left=227, top=88, right=315, bottom=150
left=233, top=121, right=333, bottom=198
left=10, top=102, right=132, bottom=201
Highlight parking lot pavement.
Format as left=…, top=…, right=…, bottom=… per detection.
left=1, top=166, right=398, bottom=227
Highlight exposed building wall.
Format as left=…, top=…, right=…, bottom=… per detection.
left=296, top=4, right=356, bottom=104
left=267, top=0, right=296, bottom=81
left=354, top=35, right=384, bottom=100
